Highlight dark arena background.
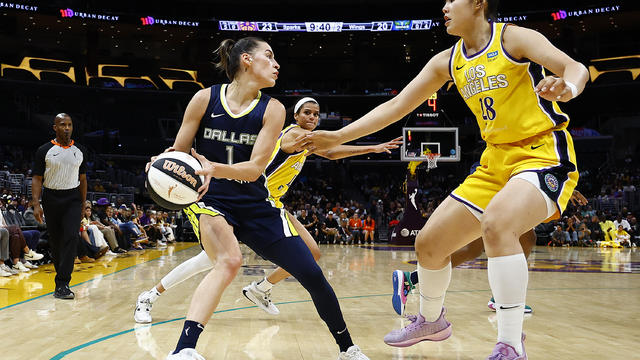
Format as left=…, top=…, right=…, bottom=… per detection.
left=0, top=0, right=639, bottom=359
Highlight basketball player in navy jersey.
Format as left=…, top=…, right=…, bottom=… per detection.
left=158, top=37, right=369, bottom=360
left=135, top=97, right=401, bottom=322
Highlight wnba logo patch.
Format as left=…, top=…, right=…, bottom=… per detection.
left=487, top=51, right=499, bottom=61
left=544, top=174, right=559, bottom=192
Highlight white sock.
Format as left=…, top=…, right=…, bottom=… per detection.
left=160, top=251, right=214, bottom=291
left=257, top=277, right=273, bottom=292
left=488, top=253, right=528, bottom=355
left=148, top=287, right=161, bottom=303
left=418, top=262, right=451, bottom=322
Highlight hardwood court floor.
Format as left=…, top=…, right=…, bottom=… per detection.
left=2, top=243, right=639, bottom=359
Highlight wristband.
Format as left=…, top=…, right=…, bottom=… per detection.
left=564, top=80, right=578, bottom=99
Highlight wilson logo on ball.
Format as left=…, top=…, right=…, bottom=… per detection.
left=162, top=160, right=198, bottom=188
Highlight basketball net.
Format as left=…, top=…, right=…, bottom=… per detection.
left=423, top=149, right=440, bottom=171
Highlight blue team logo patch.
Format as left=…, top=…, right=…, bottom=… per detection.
left=487, top=51, right=498, bottom=59
left=544, top=174, right=559, bottom=193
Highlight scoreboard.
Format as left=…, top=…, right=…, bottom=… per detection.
left=219, top=20, right=436, bottom=32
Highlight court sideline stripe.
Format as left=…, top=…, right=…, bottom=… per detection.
left=48, top=287, right=639, bottom=359
left=0, top=244, right=198, bottom=312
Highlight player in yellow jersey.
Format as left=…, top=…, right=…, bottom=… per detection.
left=303, top=1, right=589, bottom=358
left=242, top=97, right=402, bottom=311
left=134, top=97, right=401, bottom=321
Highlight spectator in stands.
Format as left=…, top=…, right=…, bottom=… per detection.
left=0, top=210, right=43, bottom=271
left=307, top=212, right=322, bottom=243
left=23, top=200, right=46, bottom=231
left=156, top=211, right=176, bottom=243
left=614, top=225, right=631, bottom=247
left=565, top=217, right=578, bottom=244
left=297, top=209, right=311, bottom=229
left=0, top=227, right=17, bottom=276
left=348, top=213, right=363, bottom=245
left=628, top=217, right=638, bottom=246
left=323, top=211, right=340, bottom=244
left=613, top=214, right=631, bottom=232
left=96, top=200, right=127, bottom=251
left=90, top=199, right=126, bottom=253
left=338, top=212, right=351, bottom=245
left=586, top=215, right=604, bottom=242
left=81, top=204, right=111, bottom=252
left=599, top=216, right=616, bottom=242
left=577, top=222, right=592, bottom=246
left=362, top=214, right=375, bottom=245
left=549, top=225, right=565, bottom=247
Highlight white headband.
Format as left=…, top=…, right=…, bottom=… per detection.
left=294, top=97, right=318, bottom=114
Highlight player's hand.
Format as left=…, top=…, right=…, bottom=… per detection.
left=372, top=136, right=403, bottom=154
left=191, top=148, right=215, bottom=201
left=570, top=190, right=588, bottom=206
left=33, top=203, right=44, bottom=223
left=300, top=130, right=343, bottom=152
left=534, top=76, right=573, bottom=102
left=145, top=147, right=175, bottom=173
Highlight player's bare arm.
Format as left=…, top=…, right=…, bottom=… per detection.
left=502, top=25, right=589, bottom=102
left=314, top=137, right=403, bottom=160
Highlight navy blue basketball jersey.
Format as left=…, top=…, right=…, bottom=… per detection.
left=196, top=84, right=272, bottom=203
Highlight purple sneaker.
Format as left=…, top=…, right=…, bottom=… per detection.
left=383, top=308, right=452, bottom=347
left=486, top=334, right=527, bottom=360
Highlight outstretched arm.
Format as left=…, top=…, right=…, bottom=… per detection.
left=303, top=48, right=452, bottom=151
left=314, top=136, right=403, bottom=160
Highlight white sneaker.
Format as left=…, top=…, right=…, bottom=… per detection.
left=105, top=250, right=117, bottom=256
left=134, top=291, right=154, bottom=323
left=22, top=260, right=38, bottom=269
left=337, top=345, right=369, bottom=360
left=24, top=249, right=44, bottom=261
left=166, top=348, right=205, bottom=360
left=14, top=262, right=29, bottom=272
left=0, top=268, right=10, bottom=277
left=0, top=264, right=18, bottom=275
left=242, top=281, right=280, bottom=315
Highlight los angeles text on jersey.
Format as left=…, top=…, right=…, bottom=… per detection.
left=460, top=64, right=509, bottom=101
left=203, top=128, right=258, bottom=145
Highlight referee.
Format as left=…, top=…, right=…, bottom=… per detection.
left=32, top=113, right=87, bottom=299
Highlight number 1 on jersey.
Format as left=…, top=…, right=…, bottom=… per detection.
left=225, top=145, right=234, bottom=165
left=479, top=96, right=496, bottom=121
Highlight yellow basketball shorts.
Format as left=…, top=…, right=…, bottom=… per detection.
left=451, top=129, right=578, bottom=222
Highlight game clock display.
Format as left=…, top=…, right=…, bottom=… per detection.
left=218, top=19, right=435, bottom=32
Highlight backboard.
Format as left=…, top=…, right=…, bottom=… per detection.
left=401, top=127, right=460, bottom=162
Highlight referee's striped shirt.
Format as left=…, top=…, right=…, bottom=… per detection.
left=33, top=139, right=87, bottom=190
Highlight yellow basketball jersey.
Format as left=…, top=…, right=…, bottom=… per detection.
left=266, top=124, right=309, bottom=208
left=449, top=22, right=570, bottom=144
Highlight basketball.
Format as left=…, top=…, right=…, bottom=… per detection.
left=146, top=151, right=205, bottom=210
